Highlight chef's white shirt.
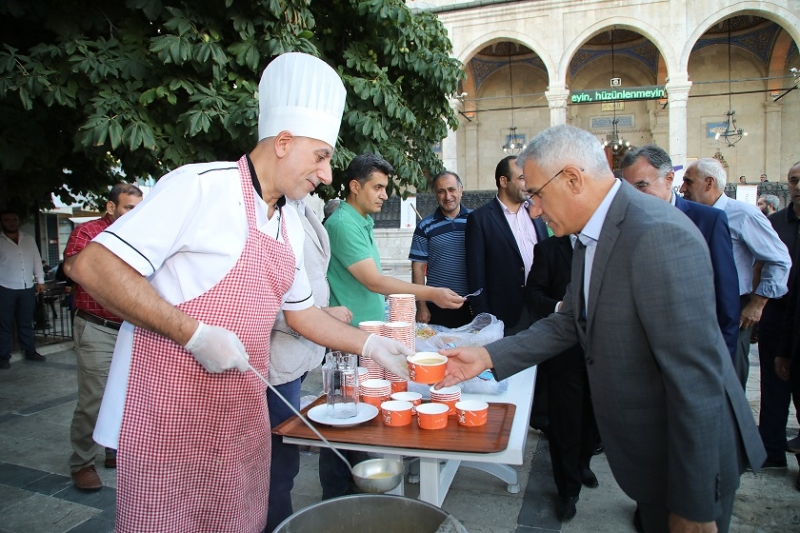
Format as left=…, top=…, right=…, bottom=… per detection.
left=94, top=161, right=313, bottom=448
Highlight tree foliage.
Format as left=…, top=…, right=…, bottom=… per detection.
left=0, top=0, right=464, bottom=211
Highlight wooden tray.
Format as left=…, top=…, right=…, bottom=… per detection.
left=273, top=396, right=516, bottom=454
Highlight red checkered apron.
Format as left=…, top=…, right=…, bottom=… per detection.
left=116, top=156, right=295, bottom=533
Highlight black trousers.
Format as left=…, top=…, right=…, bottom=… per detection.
left=0, top=286, right=37, bottom=357
left=542, top=345, right=597, bottom=498
left=733, top=295, right=753, bottom=388
left=757, top=301, right=800, bottom=461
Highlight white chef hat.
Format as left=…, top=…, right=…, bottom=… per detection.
left=258, top=52, right=347, bottom=148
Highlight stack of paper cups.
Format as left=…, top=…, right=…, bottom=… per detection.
left=388, top=294, right=416, bottom=325
left=384, top=321, right=415, bottom=351
left=383, top=319, right=413, bottom=392
left=343, top=366, right=369, bottom=394
left=358, top=321, right=386, bottom=379
left=430, top=385, right=462, bottom=416
left=360, top=379, right=392, bottom=408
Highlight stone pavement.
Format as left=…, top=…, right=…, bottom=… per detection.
left=0, top=342, right=797, bottom=532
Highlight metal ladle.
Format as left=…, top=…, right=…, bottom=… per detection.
left=246, top=362, right=405, bottom=494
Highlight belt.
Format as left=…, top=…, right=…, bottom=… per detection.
left=76, top=309, right=122, bottom=331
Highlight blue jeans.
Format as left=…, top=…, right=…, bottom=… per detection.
left=0, top=286, right=37, bottom=357
left=265, top=376, right=303, bottom=533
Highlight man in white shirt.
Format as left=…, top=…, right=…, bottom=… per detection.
left=65, top=53, right=412, bottom=533
left=0, top=209, right=46, bottom=368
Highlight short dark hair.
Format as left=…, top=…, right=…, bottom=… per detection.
left=0, top=209, right=19, bottom=218
left=109, top=183, right=143, bottom=205
left=346, top=154, right=394, bottom=189
left=495, top=155, right=517, bottom=189
left=620, top=144, right=673, bottom=178
left=431, top=171, right=462, bottom=191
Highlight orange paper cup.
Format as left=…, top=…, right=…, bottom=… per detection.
left=391, top=392, right=422, bottom=414
left=380, top=400, right=413, bottom=427
left=390, top=381, right=408, bottom=393
left=361, top=394, right=389, bottom=408
left=456, top=400, right=489, bottom=427
left=416, top=403, right=449, bottom=430
left=407, top=352, right=447, bottom=384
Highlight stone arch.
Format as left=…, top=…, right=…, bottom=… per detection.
left=680, top=3, right=800, bottom=73
left=456, top=29, right=556, bottom=87
left=557, top=18, right=678, bottom=86
left=766, top=29, right=796, bottom=95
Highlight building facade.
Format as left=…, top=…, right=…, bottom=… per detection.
left=408, top=0, right=800, bottom=188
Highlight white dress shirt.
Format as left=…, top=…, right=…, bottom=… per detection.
left=496, top=196, right=538, bottom=279
left=578, top=179, right=622, bottom=314
left=0, top=231, right=45, bottom=289
left=711, top=193, right=790, bottom=298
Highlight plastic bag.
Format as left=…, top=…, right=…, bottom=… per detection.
left=415, top=313, right=504, bottom=352
left=412, top=313, right=507, bottom=397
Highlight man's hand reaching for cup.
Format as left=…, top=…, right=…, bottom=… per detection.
left=435, top=346, right=494, bottom=388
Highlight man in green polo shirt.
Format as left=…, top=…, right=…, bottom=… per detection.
left=325, top=153, right=464, bottom=327
left=321, top=153, right=465, bottom=499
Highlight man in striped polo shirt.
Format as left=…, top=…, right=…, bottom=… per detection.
left=409, top=171, right=473, bottom=328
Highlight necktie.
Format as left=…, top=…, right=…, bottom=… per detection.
left=574, top=239, right=587, bottom=323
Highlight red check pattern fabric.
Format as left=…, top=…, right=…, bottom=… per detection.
left=64, top=215, right=122, bottom=322
left=116, top=156, right=296, bottom=533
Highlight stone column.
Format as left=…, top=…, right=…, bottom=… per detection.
left=665, top=79, right=692, bottom=170
left=441, top=97, right=462, bottom=175
left=763, top=101, right=782, bottom=180
left=545, top=85, right=570, bottom=126
left=464, top=121, right=480, bottom=189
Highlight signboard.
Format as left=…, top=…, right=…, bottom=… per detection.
left=590, top=115, right=634, bottom=130
left=400, top=196, right=417, bottom=229
left=601, top=102, right=624, bottom=111
left=706, top=122, right=728, bottom=139
left=736, top=185, right=759, bottom=206
left=570, top=85, right=666, bottom=104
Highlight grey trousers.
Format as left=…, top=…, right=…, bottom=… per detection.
left=69, top=315, right=117, bottom=471
left=638, top=492, right=735, bottom=533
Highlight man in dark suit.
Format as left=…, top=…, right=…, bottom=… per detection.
left=465, top=155, right=550, bottom=431
left=441, top=125, right=766, bottom=533
left=527, top=235, right=599, bottom=521
left=759, top=161, right=800, bottom=478
left=465, top=155, right=549, bottom=336
left=620, top=145, right=739, bottom=362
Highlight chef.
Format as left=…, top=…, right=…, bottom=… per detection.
left=66, top=52, right=412, bottom=533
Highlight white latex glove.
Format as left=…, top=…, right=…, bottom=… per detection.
left=183, top=322, right=249, bottom=373
left=362, top=333, right=414, bottom=379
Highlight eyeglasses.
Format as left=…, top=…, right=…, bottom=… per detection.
left=529, top=166, right=585, bottom=204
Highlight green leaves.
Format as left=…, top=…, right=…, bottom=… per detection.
left=0, top=0, right=463, bottom=209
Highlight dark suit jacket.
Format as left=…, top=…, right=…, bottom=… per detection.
left=674, top=195, right=740, bottom=361
left=465, top=198, right=548, bottom=333
left=489, top=181, right=765, bottom=521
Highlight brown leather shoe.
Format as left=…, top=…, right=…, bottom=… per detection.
left=72, top=465, right=103, bottom=491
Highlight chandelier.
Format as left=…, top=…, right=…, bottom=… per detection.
left=715, top=19, right=747, bottom=147
left=502, top=52, right=526, bottom=154
left=602, top=28, right=630, bottom=155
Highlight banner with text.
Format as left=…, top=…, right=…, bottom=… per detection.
left=570, top=86, right=666, bottom=104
